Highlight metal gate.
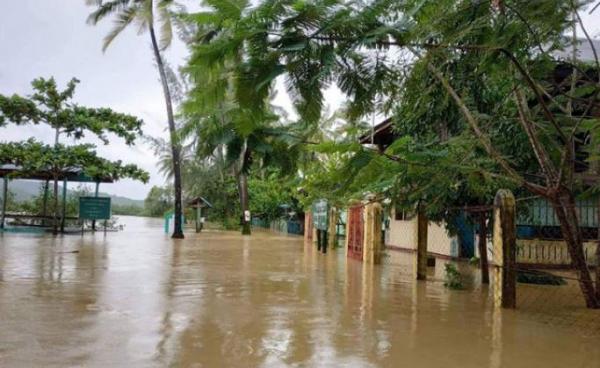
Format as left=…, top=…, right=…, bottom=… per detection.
left=347, top=205, right=364, bottom=260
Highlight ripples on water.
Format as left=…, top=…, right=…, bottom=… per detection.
left=0, top=216, right=599, bottom=367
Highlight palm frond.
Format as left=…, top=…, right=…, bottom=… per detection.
left=86, top=0, right=133, bottom=25
left=157, top=0, right=174, bottom=50
left=101, top=6, right=139, bottom=52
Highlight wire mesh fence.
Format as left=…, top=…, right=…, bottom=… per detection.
left=501, top=197, right=600, bottom=332
left=511, top=266, right=600, bottom=332
left=381, top=198, right=600, bottom=332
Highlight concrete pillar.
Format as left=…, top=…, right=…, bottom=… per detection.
left=345, top=208, right=351, bottom=259
left=304, top=210, right=312, bottom=243
left=328, top=207, right=338, bottom=250
left=363, top=202, right=383, bottom=264
left=492, top=189, right=517, bottom=309
left=415, top=203, right=428, bottom=280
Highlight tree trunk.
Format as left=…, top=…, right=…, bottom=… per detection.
left=238, top=139, right=251, bottom=235
left=149, top=25, right=184, bottom=239
left=596, top=197, right=600, bottom=301
left=478, top=213, right=490, bottom=284
left=238, top=171, right=251, bottom=235
left=552, top=190, right=599, bottom=308
left=218, top=147, right=228, bottom=225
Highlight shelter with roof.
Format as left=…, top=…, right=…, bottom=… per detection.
left=0, top=164, right=114, bottom=233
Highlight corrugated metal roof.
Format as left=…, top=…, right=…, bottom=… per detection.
left=553, top=39, right=600, bottom=62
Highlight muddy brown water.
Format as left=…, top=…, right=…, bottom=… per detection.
left=0, top=216, right=599, bottom=367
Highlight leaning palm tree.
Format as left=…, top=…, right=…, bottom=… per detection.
left=86, top=0, right=185, bottom=238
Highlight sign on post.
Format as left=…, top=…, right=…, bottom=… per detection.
left=312, top=199, right=329, bottom=231
left=79, top=197, right=111, bottom=220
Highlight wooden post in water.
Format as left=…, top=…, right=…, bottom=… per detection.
left=492, top=189, right=517, bottom=309
left=1, top=177, right=7, bottom=229
left=478, top=213, right=490, bottom=284
left=596, top=198, right=600, bottom=301
left=363, top=201, right=383, bottom=264
left=195, top=206, right=202, bottom=233
left=415, top=202, right=428, bottom=280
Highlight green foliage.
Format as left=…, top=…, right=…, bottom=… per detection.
left=181, top=0, right=600, bottom=227
left=517, top=269, right=566, bottom=286
left=0, top=139, right=149, bottom=183
left=248, top=170, right=299, bottom=221
left=144, top=185, right=174, bottom=217
left=0, top=77, right=143, bottom=145
left=443, top=263, right=464, bottom=290
left=112, top=204, right=146, bottom=216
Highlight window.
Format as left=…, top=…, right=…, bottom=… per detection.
left=394, top=208, right=413, bottom=221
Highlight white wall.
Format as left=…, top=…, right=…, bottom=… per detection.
left=386, top=206, right=458, bottom=257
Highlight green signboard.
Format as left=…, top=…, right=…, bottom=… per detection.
left=312, top=199, right=329, bottom=231
left=79, top=197, right=111, bottom=220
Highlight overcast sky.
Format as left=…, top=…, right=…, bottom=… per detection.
left=1, top=1, right=599, bottom=200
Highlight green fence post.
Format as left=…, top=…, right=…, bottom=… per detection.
left=60, top=178, right=68, bottom=233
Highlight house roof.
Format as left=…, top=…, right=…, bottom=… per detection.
left=553, top=39, right=600, bottom=63
left=187, top=196, right=213, bottom=208
left=358, top=39, right=600, bottom=150
left=358, top=118, right=397, bottom=149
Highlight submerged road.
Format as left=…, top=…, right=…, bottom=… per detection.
left=0, top=216, right=598, bottom=367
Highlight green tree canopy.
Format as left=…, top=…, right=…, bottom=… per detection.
left=0, top=77, right=143, bottom=144
left=0, top=139, right=149, bottom=183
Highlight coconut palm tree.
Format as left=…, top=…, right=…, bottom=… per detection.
left=86, top=0, right=185, bottom=238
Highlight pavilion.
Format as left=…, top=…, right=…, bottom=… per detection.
left=0, top=164, right=113, bottom=233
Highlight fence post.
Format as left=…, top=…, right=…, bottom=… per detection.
left=492, top=189, right=517, bottom=309
left=415, top=203, right=428, bottom=280
left=478, top=213, right=490, bottom=284
left=363, top=202, right=383, bottom=264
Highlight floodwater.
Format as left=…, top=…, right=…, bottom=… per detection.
left=0, top=217, right=599, bottom=368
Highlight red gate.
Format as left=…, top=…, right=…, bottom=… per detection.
left=347, top=205, right=364, bottom=260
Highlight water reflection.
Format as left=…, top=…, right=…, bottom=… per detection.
left=0, top=219, right=598, bottom=367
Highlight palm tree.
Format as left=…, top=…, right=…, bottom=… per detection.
left=86, top=0, right=185, bottom=238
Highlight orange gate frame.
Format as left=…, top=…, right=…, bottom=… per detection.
left=347, top=205, right=364, bottom=260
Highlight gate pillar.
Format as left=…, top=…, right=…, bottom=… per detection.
left=304, top=211, right=313, bottom=243
left=363, top=202, right=383, bottom=264
left=492, top=189, right=517, bottom=309
left=328, top=207, right=339, bottom=250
